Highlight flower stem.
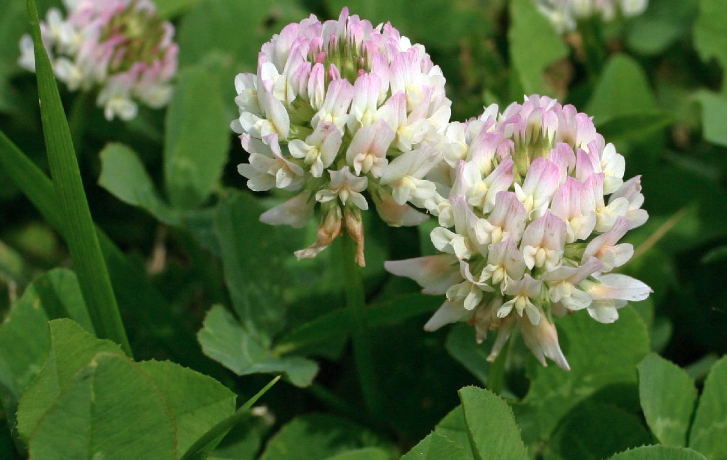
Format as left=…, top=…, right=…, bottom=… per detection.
left=487, top=339, right=510, bottom=395
left=341, top=233, right=383, bottom=420
left=578, top=18, right=606, bottom=84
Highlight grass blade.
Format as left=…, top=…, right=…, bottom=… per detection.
left=24, top=0, right=130, bottom=354
left=180, top=376, right=281, bottom=460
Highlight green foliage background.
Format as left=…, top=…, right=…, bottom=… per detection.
left=1, top=0, right=727, bottom=459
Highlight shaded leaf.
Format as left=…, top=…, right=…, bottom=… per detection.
left=586, top=55, right=658, bottom=124
left=198, top=306, right=318, bottom=387
left=445, top=324, right=492, bottom=386
left=695, top=91, right=727, bottom=147
left=259, top=414, right=389, bottom=460
left=596, top=112, right=675, bottom=143
left=274, top=293, right=440, bottom=356
left=544, top=404, right=651, bottom=460
left=164, top=66, right=229, bottom=209
left=638, top=354, right=697, bottom=447
left=98, top=143, right=179, bottom=225
left=215, top=192, right=287, bottom=342
left=693, top=0, right=727, bottom=77
left=626, top=0, right=698, bottom=55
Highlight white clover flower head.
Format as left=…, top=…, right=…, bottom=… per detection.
left=233, top=8, right=452, bottom=266
left=385, top=95, right=652, bottom=370
left=18, top=0, right=178, bottom=121
left=534, top=0, right=649, bottom=33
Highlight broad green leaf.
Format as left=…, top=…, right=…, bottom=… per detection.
left=508, top=0, right=568, bottom=94
left=181, top=376, right=280, bottom=460
left=259, top=414, right=389, bottom=460
left=27, top=353, right=177, bottom=460
left=434, top=407, right=473, bottom=459
left=514, top=308, right=650, bottom=446
left=198, top=306, right=318, bottom=387
left=424, top=434, right=469, bottom=460
left=0, top=269, right=92, bottom=423
left=586, top=55, right=658, bottom=125
left=445, top=324, right=492, bottom=386
left=138, top=360, right=237, bottom=459
left=638, top=353, right=697, bottom=447
left=695, top=91, right=727, bottom=147
left=0, top=132, right=204, bottom=369
left=689, top=356, right=727, bottom=459
left=98, top=143, right=179, bottom=225
left=327, top=0, right=483, bottom=49
left=324, top=447, right=392, bottom=460
left=608, top=446, right=707, bottom=460
left=215, top=193, right=287, bottom=341
left=16, top=319, right=124, bottom=439
left=164, top=66, right=229, bottom=209
left=25, top=0, right=131, bottom=354
left=544, top=403, right=651, bottom=460
left=0, top=282, right=52, bottom=401
left=459, top=387, right=528, bottom=460
left=626, top=0, right=698, bottom=55
left=275, top=293, right=440, bottom=355
left=693, top=0, right=727, bottom=81
left=401, top=406, right=474, bottom=460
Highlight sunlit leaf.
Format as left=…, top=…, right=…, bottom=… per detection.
left=638, top=354, right=697, bottom=447
left=608, top=446, right=707, bottom=460
left=689, top=356, right=727, bottom=459
left=459, top=387, right=528, bottom=460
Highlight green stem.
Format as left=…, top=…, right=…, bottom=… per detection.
left=578, top=18, right=606, bottom=84
left=341, top=234, right=383, bottom=421
left=487, top=339, right=510, bottom=396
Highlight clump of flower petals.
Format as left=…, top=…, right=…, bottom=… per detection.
left=19, top=0, right=178, bottom=121
left=535, top=0, right=649, bottom=34
left=232, top=8, right=451, bottom=266
left=386, top=95, right=651, bottom=370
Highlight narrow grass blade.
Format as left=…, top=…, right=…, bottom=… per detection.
left=25, top=0, right=131, bottom=355
left=180, top=376, right=281, bottom=460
